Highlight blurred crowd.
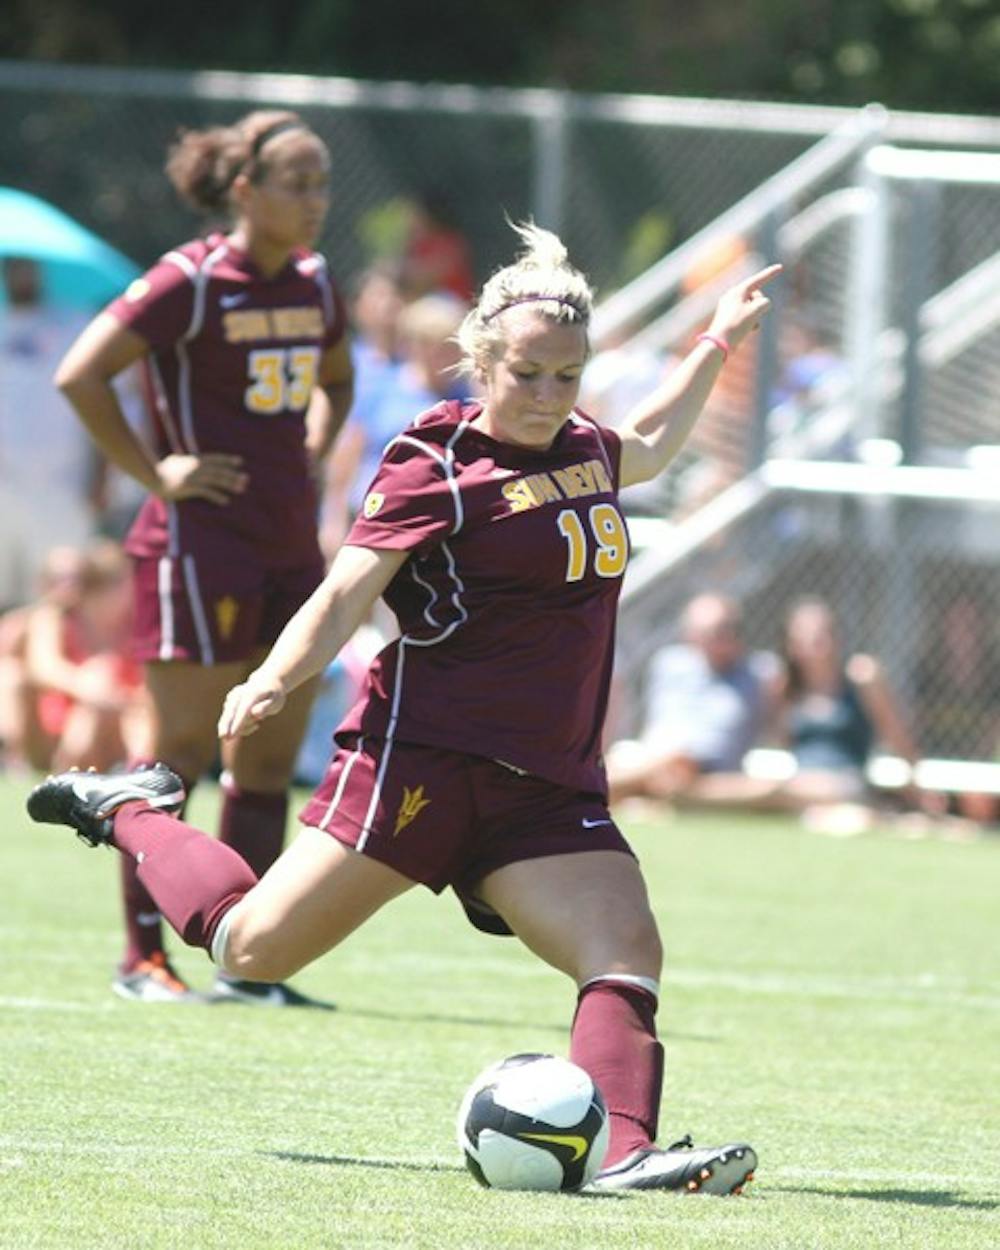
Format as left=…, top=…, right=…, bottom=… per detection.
left=0, top=195, right=477, bottom=784
left=2, top=205, right=997, bottom=835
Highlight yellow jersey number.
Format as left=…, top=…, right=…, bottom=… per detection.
left=556, top=504, right=628, bottom=582
left=245, top=346, right=320, bottom=415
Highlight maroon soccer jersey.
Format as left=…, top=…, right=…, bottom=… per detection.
left=339, top=400, right=628, bottom=794
left=109, top=233, right=346, bottom=568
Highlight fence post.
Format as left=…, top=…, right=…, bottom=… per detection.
left=748, top=207, right=784, bottom=470
left=847, top=146, right=891, bottom=443
left=898, top=179, right=939, bottom=465
left=531, top=90, right=570, bottom=233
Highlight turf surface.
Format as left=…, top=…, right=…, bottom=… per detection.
left=2, top=775, right=998, bottom=1248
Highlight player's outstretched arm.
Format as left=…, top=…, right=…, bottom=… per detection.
left=218, top=544, right=407, bottom=739
left=617, top=264, right=782, bottom=488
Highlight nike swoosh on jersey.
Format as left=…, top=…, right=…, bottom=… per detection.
left=581, top=817, right=613, bottom=829
left=220, top=292, right=249, bottom=308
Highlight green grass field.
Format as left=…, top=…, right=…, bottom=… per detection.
left=2, top=773, right=998, bottom=1249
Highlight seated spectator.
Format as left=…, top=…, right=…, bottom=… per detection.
left=914, top=591, right=1000, bottom=826
left=0, top=257, right=98, bottom=608
left=349, top=261, right=407, bottom=417
left=25, top=540, right=151, bottom=772
left=399, top=189, right=475, bottom=302
left=607, top=593, right=777, bottom=806
left=0, top=545, right=86, bottom=771
left=771, top=596, right=945, bottom=832
left=321, top=292, right=470, bottom=556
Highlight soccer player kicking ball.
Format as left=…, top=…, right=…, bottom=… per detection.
left=30, top=223, right=778, bottom=1193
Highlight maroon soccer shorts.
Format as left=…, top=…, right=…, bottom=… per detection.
left=298, top=737, right=635, bottom=935
left=131, top=553, right=324, bottom=665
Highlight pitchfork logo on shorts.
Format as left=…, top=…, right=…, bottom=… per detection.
left=215, top=595, right=239, bottom=641
left=393, top=784, right=431, bottom=836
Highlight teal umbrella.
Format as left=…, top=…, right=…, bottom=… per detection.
left=0, top=186, right=139, bottom=308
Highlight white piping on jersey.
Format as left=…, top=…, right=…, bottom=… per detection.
left=299, top=253, right=337, bottom=332
left=165, top=502, right=180, bottom=559
left=183, top=243, right=228, bottom=342
left=157, top=557, right=175, bottom=661
left=163, top=249, right=198, bottom=280
left=169, top=243, right=228, bottom=453
left=409, top=562, right=442, bottom=629
left=146, top=357, right=183, bottom=454
left=317, top=736, right=366, bottom=831
left=181, top=553, right=215, bottom=665
left=356, top=419, right=471, bottom=850
left=384, top=425, right=468, bottom=535
left=173, top=342, right=199, bottom=451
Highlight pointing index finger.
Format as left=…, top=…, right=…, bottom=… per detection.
left=742, top=263, right=783, bottom=295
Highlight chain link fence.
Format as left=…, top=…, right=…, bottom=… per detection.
left=2, top=61, right=999, bottom=765
left=0, top=62, right=834, bottom=295
left=615, top=483, right=1000, bottom=767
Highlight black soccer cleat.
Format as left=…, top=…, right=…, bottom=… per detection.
left=589, top=1134, right=757, bottom=1195
left=26, top=763, right=186, bottom=847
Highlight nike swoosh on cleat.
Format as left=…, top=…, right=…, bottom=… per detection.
left=149, top=789, right=186, bottom=809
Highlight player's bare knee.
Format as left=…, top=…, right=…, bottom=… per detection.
left=575, top=903, right=662, bottom=983
left=223, top=915, right=298, bottom=983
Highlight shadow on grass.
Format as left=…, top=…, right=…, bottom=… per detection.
left=265, top=1151, right=626, bottom=1197
left=267, top=1151, right=465, bottom=1174
left=338, top=1003, right=717, bottom=1043
left=774, top=1185, right=998, bottom=1211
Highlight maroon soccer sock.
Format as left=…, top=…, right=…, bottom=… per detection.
left=569, top=978, right=664, bottom=1168
left=112, top=802, right=258, bottom=950
left=217, top=779, right=289, bottom=880
left=119, top=856, right=166, bottom=969
left=118, top=762, right=198, bottom=970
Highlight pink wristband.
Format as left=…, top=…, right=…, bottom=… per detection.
left=695, top=332, right=730, bottom=361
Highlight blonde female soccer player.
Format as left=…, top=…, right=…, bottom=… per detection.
left=33, top=222, right=778, bottom=1192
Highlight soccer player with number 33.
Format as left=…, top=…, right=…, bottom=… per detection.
left=34, top=221, right=778, bottom=1192
left=53, top=110, right=353, bottom=1005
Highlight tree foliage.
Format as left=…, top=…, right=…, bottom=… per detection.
left=1, top=0, right=998, bottom=114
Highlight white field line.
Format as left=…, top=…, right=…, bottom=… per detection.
left=0, top=1139, right=460, bottom=1170
left=0, top=1143, right=985, bottom=1192
left=665, top=969, right=1000, bottom=1012
left=0, top=996, right=116, bottom=1013
left=3, top=965, right=998, bottom=1018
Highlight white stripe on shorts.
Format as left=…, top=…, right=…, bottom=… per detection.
left=157, top=557, right=175, bottom=661
left=319, top=737, right=366, bottom=832
left=181, top=554, right=215, bottom=665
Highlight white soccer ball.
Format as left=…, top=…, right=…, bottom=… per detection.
left=456, top=1053, right=609, bottom=1192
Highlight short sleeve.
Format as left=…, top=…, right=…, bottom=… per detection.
left=345, top=437, right=457, bottom=555
left=597, top=423, right=623, bottom=490
left=106, top=258, right=195, bottom=350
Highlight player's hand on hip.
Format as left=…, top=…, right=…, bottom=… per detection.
left=155, top=453, right=249, bottom=505
left=218, top=672, right=287, bottom=740
left=708, top=264, right=783, bottom=351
